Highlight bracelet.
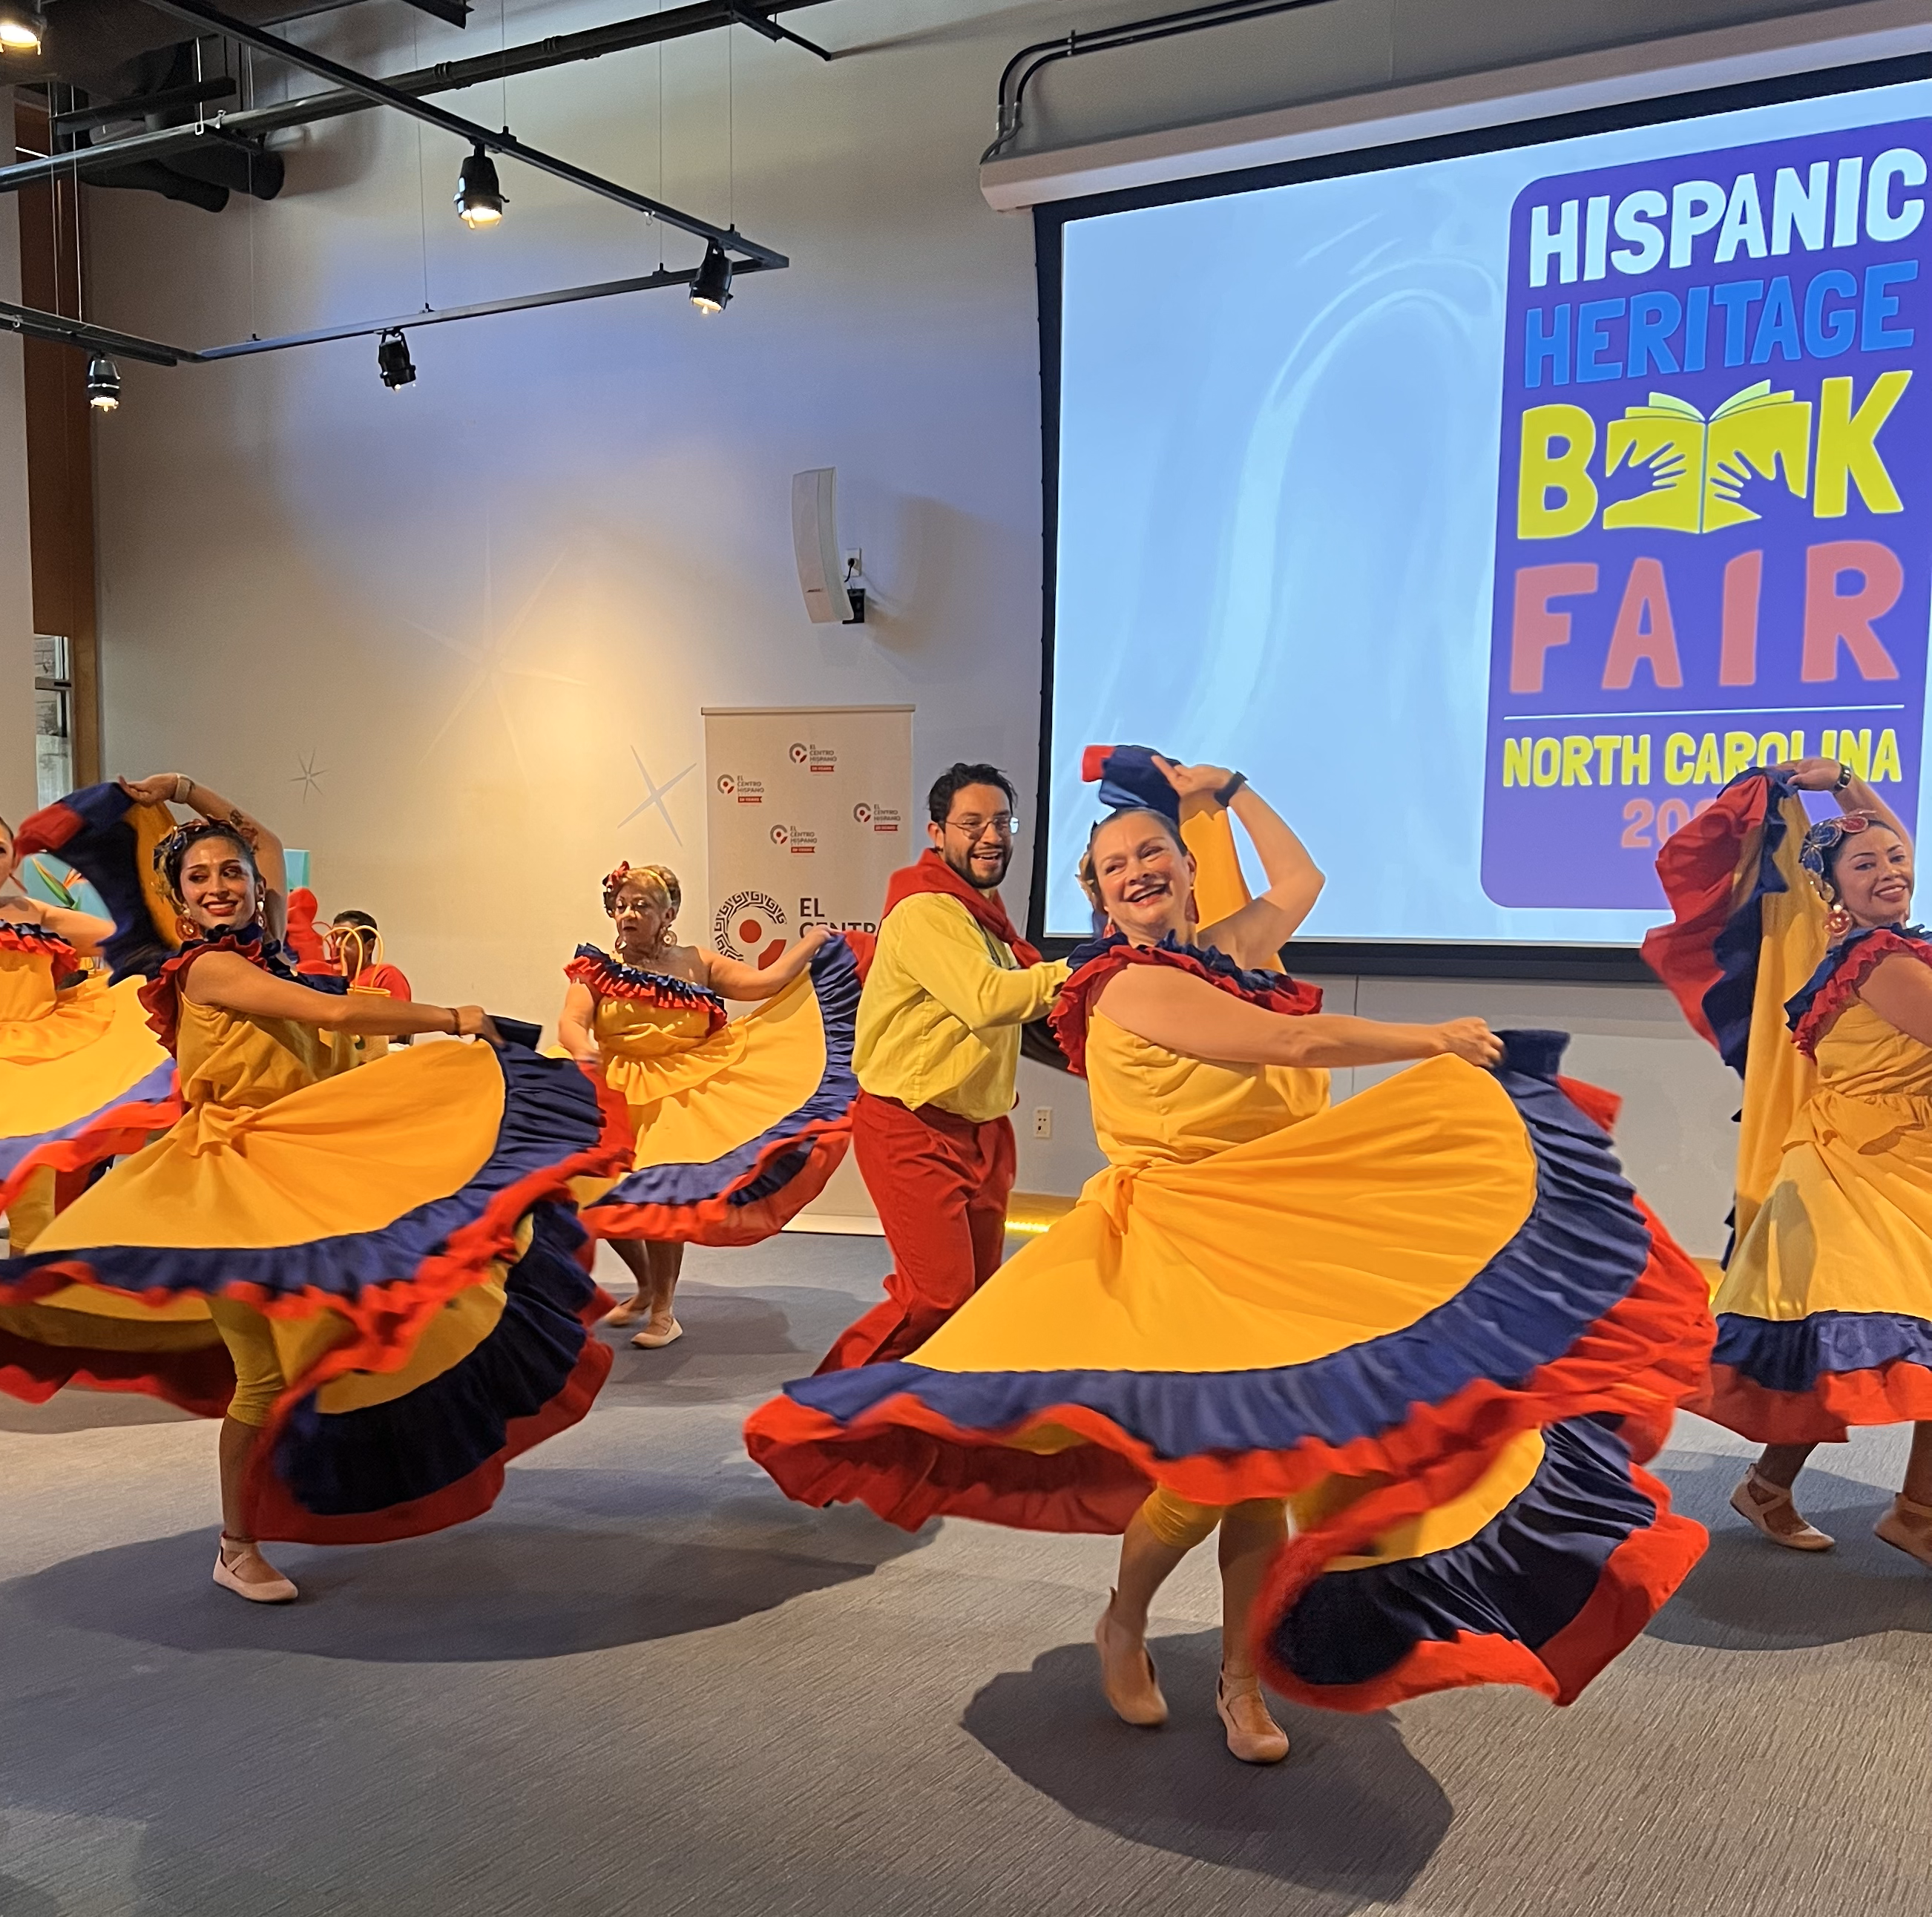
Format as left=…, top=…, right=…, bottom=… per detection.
left=173, top=774, right=191, bottom=804
left=1834, top=762, right=1853, bottom=792
left=1215, top=771, right=1248, bottom=808
left=447, top=1007, right=462, bottom=1036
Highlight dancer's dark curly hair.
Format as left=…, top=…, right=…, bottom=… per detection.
left=154, top=818, right=262, bottom=904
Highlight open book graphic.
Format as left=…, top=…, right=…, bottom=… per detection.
left=1603, top=381, right=1813, bottom=533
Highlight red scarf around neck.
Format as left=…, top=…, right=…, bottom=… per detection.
left=881, top=849, right=1042, bottom=966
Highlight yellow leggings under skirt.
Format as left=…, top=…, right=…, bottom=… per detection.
left=206, top=1295, right=286, bottom=1427
left=1139, top=1489, right=1287, bottom=1551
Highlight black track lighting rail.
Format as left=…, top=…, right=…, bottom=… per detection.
left=51, top=76, right=237, bottom=133
left=139, top=0, right=784, bottom=266
left=0, top=256, right=776, bottom=367
left=0, top=0, right=830, bottom=198
left=982, top=0, right=1344, bottom=162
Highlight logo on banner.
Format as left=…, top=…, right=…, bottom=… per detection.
left=717, top=773, right=763, bottom=804
left=853, top=800, right=901, bottom=832
left=713, top=891, right=789, bottom=967
left=1482, top=125, right=1931, bottom=908
left=769, top=824, right=818, bottom=855
left=789, top=740, right=838, bottom=774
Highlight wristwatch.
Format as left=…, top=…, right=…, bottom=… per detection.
left=1215, top=771, right=1248, bottom=807
left=1834, top=762, right=1853, bottom=792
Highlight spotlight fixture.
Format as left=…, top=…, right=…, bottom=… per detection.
left=376, top=329, right=416, bottom=392
left=85, top=356, right=121, bottom=412
left=690, top=240, right=733, bottom=315
left=0, top=0, right=44, bottom=52
left=455, top=142, right=505, bottom=228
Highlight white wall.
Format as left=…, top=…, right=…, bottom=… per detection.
left=83, top=0, right=1829, bottom=1252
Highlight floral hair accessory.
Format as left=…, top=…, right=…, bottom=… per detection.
left=1798, top=813, right=1872, bottom=881
left=601, top=861, right=680, bottom=916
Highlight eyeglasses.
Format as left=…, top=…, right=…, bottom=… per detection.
left=946, top=813, right=1018, bottom=841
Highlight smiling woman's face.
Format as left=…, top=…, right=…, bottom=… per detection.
left=1832, top=824, right=1914, bottom=929
left=177, top=835, right=261, bottom=933
left=1088, top=810, right=1194, bottom=944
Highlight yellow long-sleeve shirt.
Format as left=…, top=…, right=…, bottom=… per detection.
left=852, top=892, right=1071, bottom=1122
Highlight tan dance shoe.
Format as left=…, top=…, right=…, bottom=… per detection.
left=631, top=1319, right=683, bottom=1349
left=1217, top=1671, right=1290, bottom=1765
left=1094, top=1591, right=1168, bottom=1727
left=1729, top=1470, right=1835, bottom=1550
left=603, top=1294, right=651, bottom=1328
left=212, top=1534, right=299, bottom=1604
left=1873, top=1493, right=1932, bottom=1569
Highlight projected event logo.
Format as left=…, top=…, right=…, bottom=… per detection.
left=1482, top=122, right=1932, bottom=908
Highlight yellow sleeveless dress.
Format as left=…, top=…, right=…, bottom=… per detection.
left=749, top=934, right=1713, bottom=1711
left=0, top=921, right=177, bottom=1249
left=1644, top=764, right=1932, bottom=1442
left=0, top=932, right=628, bottom=1544
left=565, top=941, right=859, bottom=1246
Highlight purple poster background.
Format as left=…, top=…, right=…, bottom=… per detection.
left=1482, top=119, right=1932, bottom=908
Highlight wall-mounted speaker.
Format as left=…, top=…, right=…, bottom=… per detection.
left=792, top=467, right=855, bottom=625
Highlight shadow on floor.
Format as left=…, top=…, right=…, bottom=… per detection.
left=1649, top=1453, right=1931, bottom=1651
left=0, top=1392, right=196, bottom=1434
left=6, top=1500, right=930, bottom=1664
left=594, top=1282, right=871, bottom=1404
left=962, top=1629, right=1448, bottom=1910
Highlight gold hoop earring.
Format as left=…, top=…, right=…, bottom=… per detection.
left=1825, top=901, right=1853, bottom=937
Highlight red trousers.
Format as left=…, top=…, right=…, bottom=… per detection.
left=815, top=1091, right=1016, bottom=1372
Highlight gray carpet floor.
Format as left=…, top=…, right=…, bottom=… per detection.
left=3, top=1232, right=1928, bottom=1917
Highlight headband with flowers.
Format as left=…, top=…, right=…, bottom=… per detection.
left=1798, top=813, right=1873, bottom=886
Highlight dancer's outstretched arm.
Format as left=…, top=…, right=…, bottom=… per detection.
left=0, top=889, right=116, bottom=953
left=701, top=924, right=833, bottom=1000
left=184, top=950, right=502, bottom=1044
left=1152, top=760, right=1323, bottom=967
left=1097, top=964, right=1501, bottom=1071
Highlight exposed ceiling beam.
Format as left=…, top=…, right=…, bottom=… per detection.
left=396, top=0, right=471, bottom=26
left=137, top=0, right=784, bottom=264
left=0, top=0, right=832, bottom=197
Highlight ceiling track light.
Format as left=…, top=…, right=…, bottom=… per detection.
left=455, top=140, right=505, bottom=228
left=690, top=240, right=734, bottom=315
left=0, top=0, right=45, bottom=52
left=376, top=329, right=416, bottom=391
left=85, top=356, right=122, bottom=412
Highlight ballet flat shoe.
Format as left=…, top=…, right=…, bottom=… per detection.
left=1729, top=1470, right=1835, bottom=1551
left=1217, top=1672, right=1289, bottom=1766
left=1874, top=1493, right=1932, bottom=1571
left=213, top=1536, right=298, bottom=1604
left=603, top=1296, right=651, bottom=1327
left=1094, top=1592, right=1168, bottom=1727
left=631, top=1320, right=683, bottom=1349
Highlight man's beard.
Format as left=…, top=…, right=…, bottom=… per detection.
left=942, top=841, right=1011, bottom=891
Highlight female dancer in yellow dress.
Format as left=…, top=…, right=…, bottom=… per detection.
left=0, top=777, right=626, bottom=1602
left=749, top=746, right=1713, bottom=1763
left=1646, top=757, right=1932, bottom=1562
left=558, top=861, right=855, bottom=1347
left=0, top=813, right=178, bottom=1251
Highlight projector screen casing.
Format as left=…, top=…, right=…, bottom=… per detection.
left=1028, top=48, right=1932, bottom=979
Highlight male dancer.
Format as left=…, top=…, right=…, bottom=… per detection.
left=817, top=763, right=1068, bottom=1370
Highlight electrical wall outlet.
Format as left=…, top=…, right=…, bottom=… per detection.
left=1032, top=1106, right=1053, bottom=1140
left=844, top=547, right=864, bottom=580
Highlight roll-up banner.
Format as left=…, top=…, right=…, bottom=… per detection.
left=702, top=704, right=914, bottom=960
left=703, top=704, right=913, bottom=1232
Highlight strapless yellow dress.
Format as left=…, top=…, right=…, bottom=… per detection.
left=565, top=942, right=858, bottom=1246
left=749, top=935, right=1714, bottom=1712
left=0, top=921, right=178, bottom=1249
left=0, top=931, right=628, bottom=1544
